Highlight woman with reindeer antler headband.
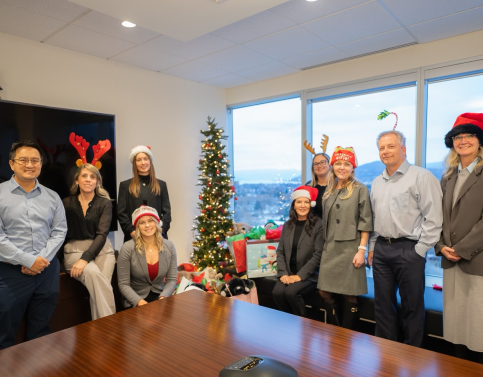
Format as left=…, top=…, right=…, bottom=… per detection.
left=303, top=134, right=332, bottom=219
left=63, top=133, right=116, bottom=320
left=117, top=146, right=171, bottom=242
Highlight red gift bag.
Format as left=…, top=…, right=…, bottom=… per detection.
left=232, top=239, right=247, bottom=273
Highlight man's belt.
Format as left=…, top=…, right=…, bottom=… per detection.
left=377, top=236, right=417, bottom=244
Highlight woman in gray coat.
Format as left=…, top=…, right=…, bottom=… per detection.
left=435, top=113, right=483, bottom=363
left=272, top=185, right=323, bottom=318
left=118, top=205, right=177, bottom=308
left=317, top=147, right=373, bottom=329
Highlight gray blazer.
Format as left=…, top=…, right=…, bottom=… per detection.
left=276, top=218, right=324, bottom=282
left=323, top=184, right=373, bottom=241
left=118, top=239, right=177, bottom=307
left=435, top=164, right=483, bottom=276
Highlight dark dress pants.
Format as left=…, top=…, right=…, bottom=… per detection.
left=0, top=258, right=60, bottom=350
left=373, top=238, right=426, bottom=347
left=272, top=279, right=316, bottom=317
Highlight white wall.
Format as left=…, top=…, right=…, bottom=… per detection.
left=226, top=29, right=483, bottom=105
left=0, top=32, right=226, bottom=263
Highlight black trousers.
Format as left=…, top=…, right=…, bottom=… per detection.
left=373, top=238, right=426, bottom=347
left=272, top=279, right=316, bottom=317
left=0, top=258, right=60, bottom=350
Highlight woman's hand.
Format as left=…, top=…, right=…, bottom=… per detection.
left=137, top=299, right=148, bottom=306
left=130, top=231, right=136, bottom=239
left=353, top=250, right=366, bottom=268
left=280, top=275, right=290, bottom=285
left=441, top=246, right=461, bottom=262
left=70, top=259, right=88, bottom=279
left=289, top=275, right=301, bottom=283
left=159, top=296, right=165, bottom=300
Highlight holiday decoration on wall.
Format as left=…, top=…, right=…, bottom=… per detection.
left=191, top=117, right=235, bottom=270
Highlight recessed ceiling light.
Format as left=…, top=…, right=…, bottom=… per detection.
left=122, top=21, right=136, bottom=28
left=307, top=0, right=317, bottom=2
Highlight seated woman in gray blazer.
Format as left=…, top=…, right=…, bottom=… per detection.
left=118, top=205, right=177, bottom=308
left=317, top=147, right=373, bottom=330
left=272, top=185, right=323, bottom=318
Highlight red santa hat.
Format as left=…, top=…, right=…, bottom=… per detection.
left=132, top=205, right=162, bottom=228
left=290, top=185, right=318, bottom=207
left=444, top=113, right=483, bottom=148
left=329, top=146, right=358, bottom=168
left=130, top=145, right=153, bottom=163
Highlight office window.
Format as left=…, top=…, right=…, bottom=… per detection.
left=232, top=97, right=301, bottom=226
left=426, top=73, right=483, bottom=179
left=312, top=86, right=417, bottom=192
left=424, top=72, right=483, bottom=278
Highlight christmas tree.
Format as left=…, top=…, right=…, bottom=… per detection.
left=191, top=117, right=235, bottom=270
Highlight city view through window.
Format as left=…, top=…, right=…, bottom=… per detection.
left=231, top=73, right=483, bottom=279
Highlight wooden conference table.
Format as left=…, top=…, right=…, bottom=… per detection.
left=1, top=290, right=482, bottom=377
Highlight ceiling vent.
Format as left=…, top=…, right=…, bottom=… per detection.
left=301, top=42, right=418, bottom=71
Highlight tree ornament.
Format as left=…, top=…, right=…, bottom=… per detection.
left=234, top=197, right=238, bottom=200
left=218, top=154, right=222, bottom=158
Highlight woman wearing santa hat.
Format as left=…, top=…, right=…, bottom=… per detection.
left=117, top=146, right=171, bottom=242
left=118, top=206, right=177, bottom=308
left=317, top=147, right=373, bottom=329
left=272, top=185, right=324, bottom=317
left=435, top=113, right=483, bottom=363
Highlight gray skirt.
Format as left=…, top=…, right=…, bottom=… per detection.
left=443, top=263, right=483, bottom=352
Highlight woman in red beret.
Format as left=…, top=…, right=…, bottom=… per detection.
left=435, top=113, right=483, bottom=363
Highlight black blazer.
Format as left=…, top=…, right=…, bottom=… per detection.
left=276, top=218, right=324, bottom=282
left=117, top=178, right=171, bottom=242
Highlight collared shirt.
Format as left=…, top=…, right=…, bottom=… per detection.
left=0, top=175, right=67, bottom=268
left=369, top=160, right=443, bottom=257
left=458, top=158, right=478, bottom=174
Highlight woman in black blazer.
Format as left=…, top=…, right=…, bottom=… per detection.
left=118, top=145, right=171, bottom=242
left=272, top=185, right=324, bottom=317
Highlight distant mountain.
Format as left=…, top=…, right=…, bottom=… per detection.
left=355, top=160, right=385, bottom=184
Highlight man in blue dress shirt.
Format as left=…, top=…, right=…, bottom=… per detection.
left=368, top=131, right=443, bottom=347
left=0, top=141, right=67, bottom=349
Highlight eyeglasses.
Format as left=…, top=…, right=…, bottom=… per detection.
left=313, top=161, right=328, bottom=167
left=452, top=134, right=476, bottom=143
left=13, top=158, right=42, bottom=166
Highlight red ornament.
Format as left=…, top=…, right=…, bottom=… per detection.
left=201, top=228, right=205, bottom=232
left=199, top=159, right=202, bottom=163
left=216, top=237, right=220, bottom=242
left=234, top=197, right=238, bottom=200
left=216, top=170, right=220, bottom=174
left=202, top=209, right=206, bottom=213
left=208, top=206, right=212, bottom=210
left=207, top=183, right=211, bottom=187
left=199, top=195, right=202, bottom=200
left=218, top=155, right=222, bottom=158
left=206, top=143, right=210, bottom=148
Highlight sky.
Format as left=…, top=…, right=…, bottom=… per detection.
left=233, top=73, right=483, bottom=183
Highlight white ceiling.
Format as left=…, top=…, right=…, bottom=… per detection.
left=1, top=0, right=483, bottom=89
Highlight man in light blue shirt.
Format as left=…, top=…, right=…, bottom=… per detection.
left=368, top=131, right=443, bottom=347
left=0, top=141, right=67, bottom=349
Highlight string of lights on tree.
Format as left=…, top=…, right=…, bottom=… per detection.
left=191, top=117, right=235, bottom=270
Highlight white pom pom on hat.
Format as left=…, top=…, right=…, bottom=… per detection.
left=130, top=145, right=153, bottom=163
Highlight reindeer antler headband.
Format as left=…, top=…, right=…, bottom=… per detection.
left=69, top=132, right=111, bottom=169
left=303, top=134, right=329, bottom=156
left=377, top=110, right=398, bottom=130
